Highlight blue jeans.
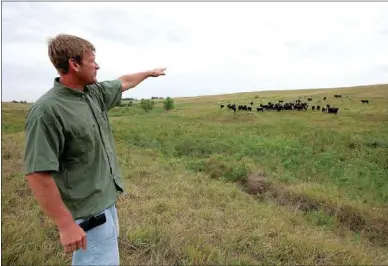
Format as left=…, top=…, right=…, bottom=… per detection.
left=72, top=204, right=120, bottom=265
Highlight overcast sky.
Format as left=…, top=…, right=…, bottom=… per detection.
left=2, top=2, right=388, bottom=102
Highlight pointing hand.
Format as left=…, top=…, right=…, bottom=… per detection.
left=150, top=68, right=167, bottom=77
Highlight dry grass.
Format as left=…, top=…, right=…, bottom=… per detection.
left=2, top=83, right=388, bottom=265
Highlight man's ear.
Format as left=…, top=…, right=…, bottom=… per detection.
left=68, top=58, right=80, bottom=72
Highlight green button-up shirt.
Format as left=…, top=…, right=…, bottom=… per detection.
left=24, top=77, right=124, bottom=220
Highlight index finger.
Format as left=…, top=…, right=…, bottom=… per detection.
left=81, top=234, right=87, bottom=251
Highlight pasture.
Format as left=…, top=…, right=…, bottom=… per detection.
left=2, top=83, right=388, bottom=265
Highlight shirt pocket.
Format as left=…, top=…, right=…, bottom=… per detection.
left=73, top=124, right=94, bottom=154
left=65, top=115, right=95, bottom=160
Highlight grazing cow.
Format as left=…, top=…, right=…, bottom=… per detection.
left=323, top=97, right=327, bottom=100
left=328, top=107, right=339, bottom=114
left=361, top=100, right=369, bottom=104
left=322, top=107, right=326, bottom=112
left=257, top=107, right=264, bottom=112
left=308, top=98, right=312, bottom=101
left=247, top=106, right=252, bottom=111
left=220, top=104, right=224, bottom=109
left=312, top=106, right=315, bottom=111
left=227, top=104, right=237, bottom=112
left=250, top=102, right=253, bottom=105
left=317, top=105, right=320, bottom=111
left=238, top=105, right=248, bottom=111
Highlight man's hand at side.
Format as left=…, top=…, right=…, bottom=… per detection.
left=26, top=172, right=87, bottom=253
left=59, top=220, right=87, bottom=253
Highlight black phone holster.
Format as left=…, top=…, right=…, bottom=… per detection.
left=79, top=213, right=107, bottom=232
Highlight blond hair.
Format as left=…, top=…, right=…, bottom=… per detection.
left=47, top=34, right=95, bottom=74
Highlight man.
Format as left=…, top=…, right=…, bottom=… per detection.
left=23, top=34, right=166, bottom=265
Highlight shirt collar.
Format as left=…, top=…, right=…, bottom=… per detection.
left=53, top=77, right=90, bottom=97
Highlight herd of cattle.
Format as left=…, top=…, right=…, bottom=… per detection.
left=219, top=94, right=370, bottom=114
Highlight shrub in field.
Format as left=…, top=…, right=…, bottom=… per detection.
left=163, top=97, right=175, bottom=111
left=140, top=99, right=155, bottom=113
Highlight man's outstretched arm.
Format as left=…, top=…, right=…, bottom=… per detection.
left=118, top=68, right=166, bottom=92
left=91, top=68, right=166, bottom=111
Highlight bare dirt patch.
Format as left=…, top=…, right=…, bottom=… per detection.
left=242, top=170, right=273, bottom=195
left=241, top=170, right=388, bottom=247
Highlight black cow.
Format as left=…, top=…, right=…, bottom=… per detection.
left=328, top=107, right=339, bottom=114
left=227, top=104, right=237, bottom=112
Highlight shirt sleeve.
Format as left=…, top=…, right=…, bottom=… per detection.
left=88, top=79, right=123, bottom=111
left=24, top=110, right=65, bottom=175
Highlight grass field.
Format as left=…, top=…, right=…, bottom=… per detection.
left=2, top=83, right=388, bottom=265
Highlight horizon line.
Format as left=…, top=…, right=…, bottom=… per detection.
left=2, top=81, right=387, bottom=104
